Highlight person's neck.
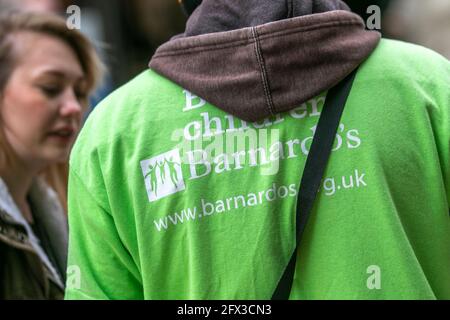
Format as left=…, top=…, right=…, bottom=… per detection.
left=0, top=162, right=39, bottom=224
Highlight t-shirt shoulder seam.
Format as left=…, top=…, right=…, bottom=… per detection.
left=69, top=166, right=112, bottom=216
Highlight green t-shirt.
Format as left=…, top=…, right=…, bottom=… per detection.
left=65, top=39, right=450, bottom=300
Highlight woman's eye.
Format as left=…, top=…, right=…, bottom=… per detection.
left=75, top=90, right=87, bottom=100
left=40, top=85, right=62, bottom=97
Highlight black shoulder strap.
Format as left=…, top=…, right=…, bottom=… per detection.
left=272, top=69, right=358, bottom=300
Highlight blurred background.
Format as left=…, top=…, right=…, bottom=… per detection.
left=1, top=0, right=449, bottom=106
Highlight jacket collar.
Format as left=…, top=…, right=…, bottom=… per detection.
left=0, top=177, right=66, bottom=289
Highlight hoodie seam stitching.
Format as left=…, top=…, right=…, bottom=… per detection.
left=252, top=27, right=275, bottom=116
left=153, top=19, right=362, bottom=58
left=153, top=39, right=252, bottom=58
left=258, top=19, right=362, bottom=40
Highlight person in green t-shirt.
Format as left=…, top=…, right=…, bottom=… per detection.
left=65, top=0, right=450, bottom=300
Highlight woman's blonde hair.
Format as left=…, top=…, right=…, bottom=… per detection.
left=0, top=10, right=104, bottom=211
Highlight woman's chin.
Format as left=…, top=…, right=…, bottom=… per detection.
left=41, top=147, right=72, bottom=165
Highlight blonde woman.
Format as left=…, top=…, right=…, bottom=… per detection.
left=0, top=11, right=102, bottom=299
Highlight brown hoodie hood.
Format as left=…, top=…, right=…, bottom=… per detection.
left=149, top=0, right=381, bottom=122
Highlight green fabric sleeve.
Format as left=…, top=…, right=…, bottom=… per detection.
left=64, top=168, right=143, bottom=300
left=431, top=53, right=450, bottom=208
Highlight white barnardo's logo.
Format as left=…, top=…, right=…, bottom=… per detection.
left=141, top=90, right=365, bottom=204
left=141, top=149, right=185, bottom=202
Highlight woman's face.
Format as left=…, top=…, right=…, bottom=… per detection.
left=0, top=31, right=86, bottom=171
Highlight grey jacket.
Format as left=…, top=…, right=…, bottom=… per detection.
left=0, top=178, right=67, bottom=299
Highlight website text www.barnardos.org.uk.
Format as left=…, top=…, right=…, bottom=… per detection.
left=153, top=169, right=367, bottom=232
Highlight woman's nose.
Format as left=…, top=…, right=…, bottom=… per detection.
left=60, top=89, right=83, bottom=117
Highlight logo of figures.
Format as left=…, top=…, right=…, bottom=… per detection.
left=141, top=149, right=186, bottom=202
left=145, top=156, right=181, bottom=196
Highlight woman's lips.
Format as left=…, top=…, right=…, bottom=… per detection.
left=47, top=128, right=76, bottom=144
